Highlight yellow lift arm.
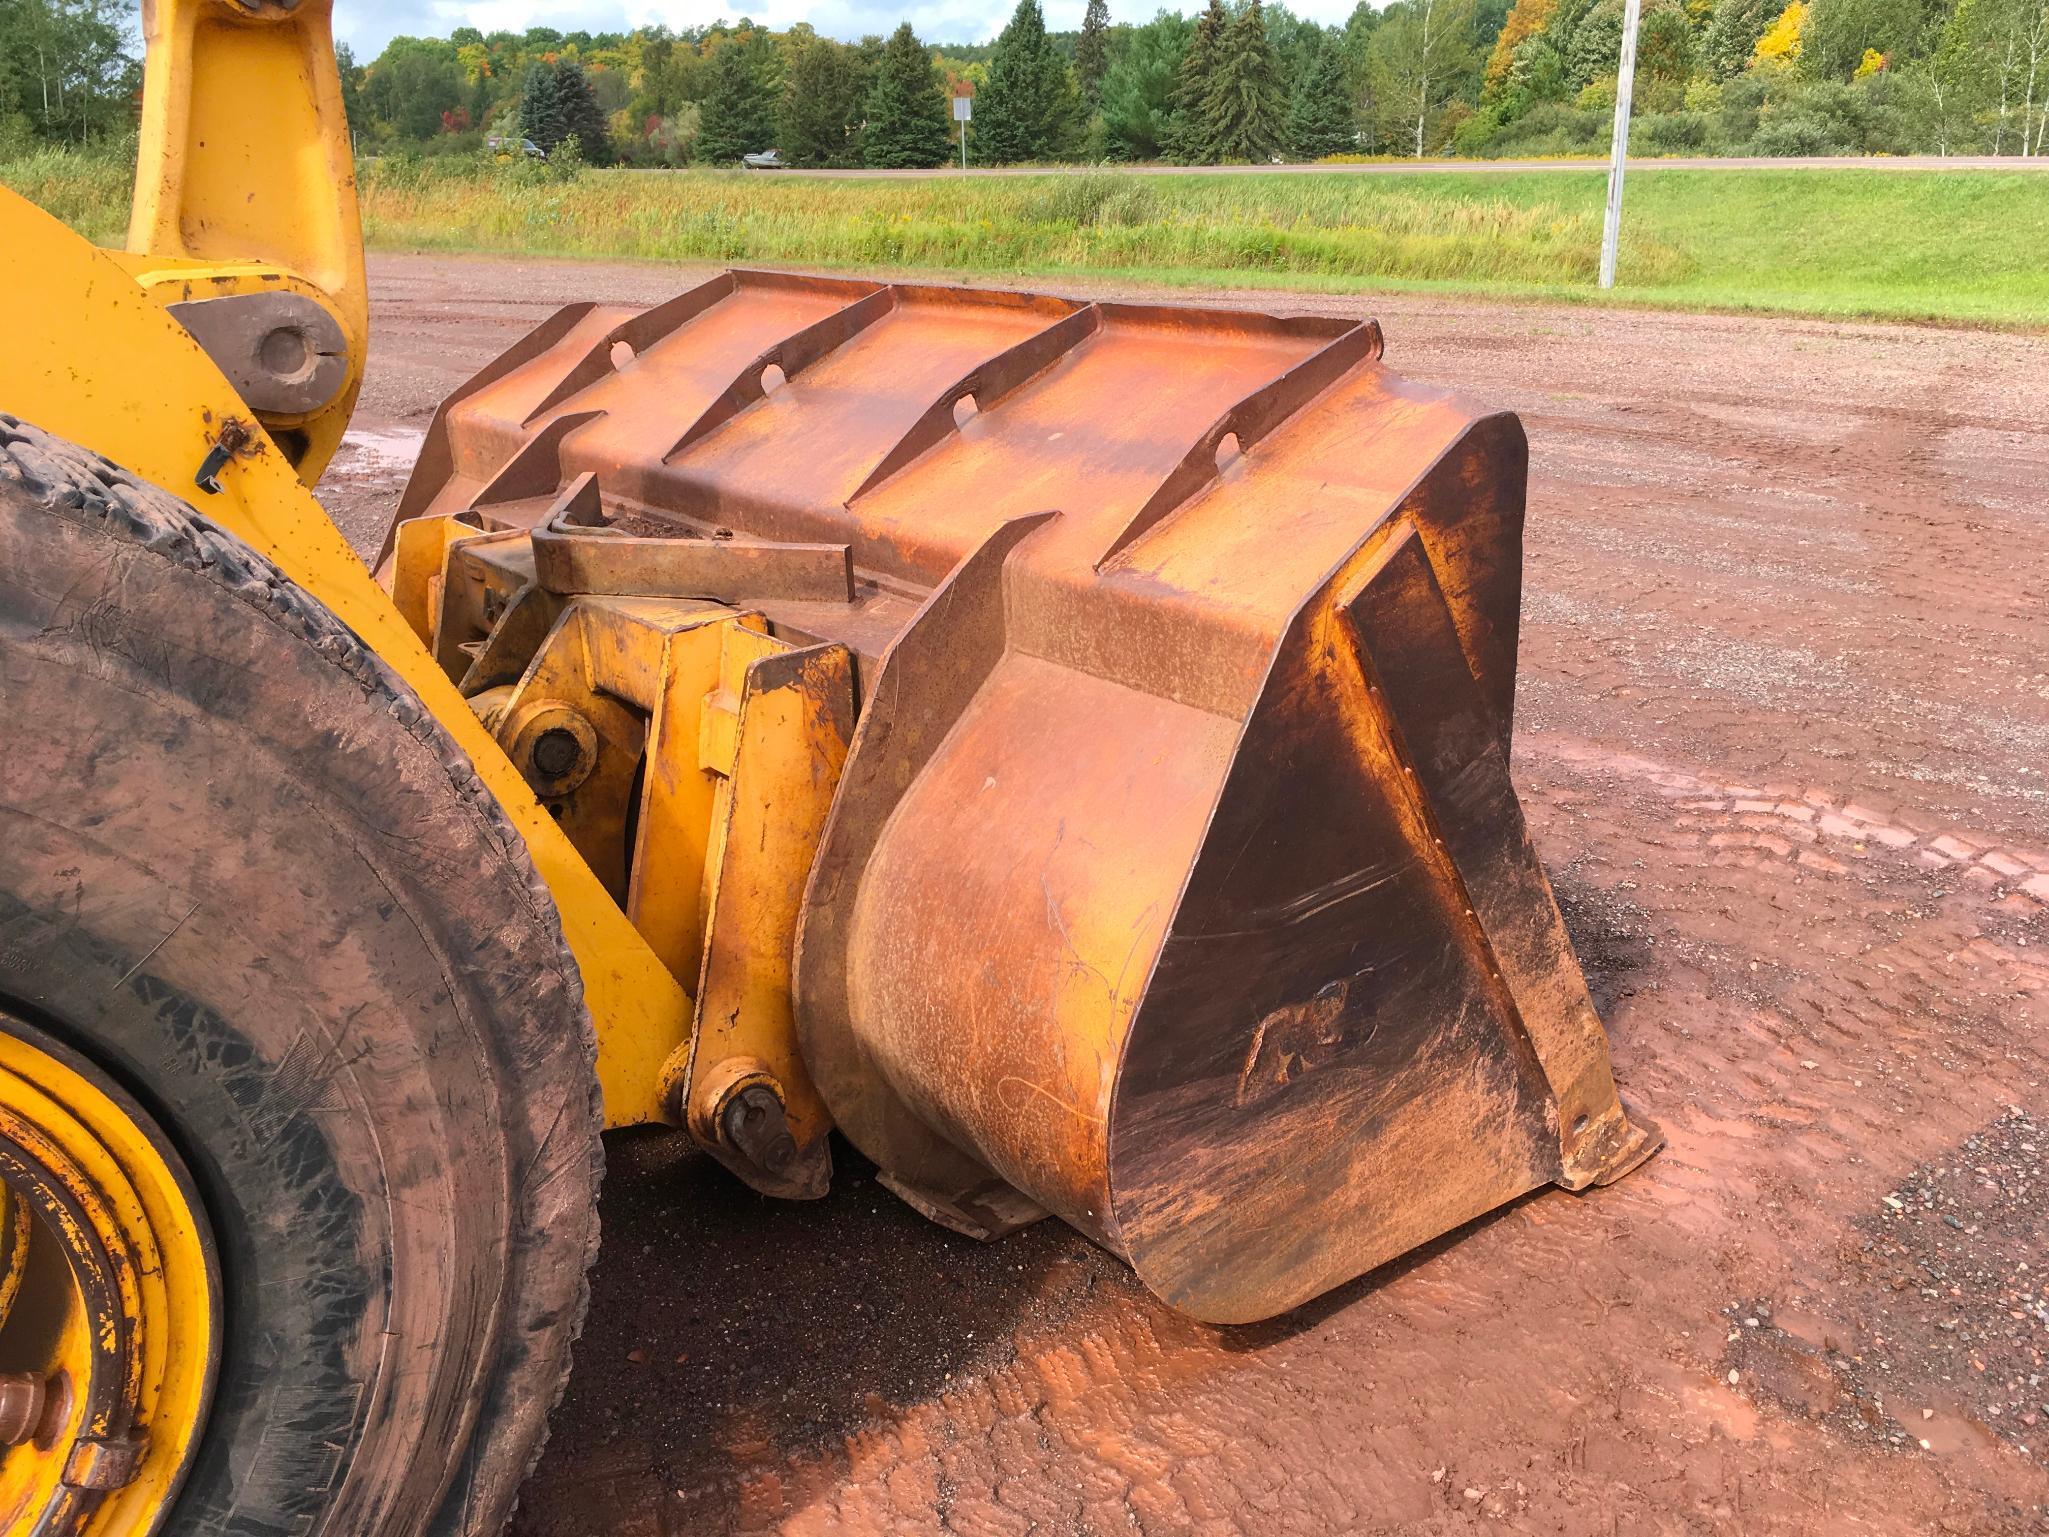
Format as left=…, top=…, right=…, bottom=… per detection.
left=0, top=0, right=692, bottom=1129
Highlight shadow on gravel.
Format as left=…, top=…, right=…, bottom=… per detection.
left=1548, top=866, right=1660, bottom=1017
left=510, top=875, right=1669, bottom=1531
left=1208, top=1187, right=1549, bottom=1355
left=509, top=1126, right=1127, bottom=1536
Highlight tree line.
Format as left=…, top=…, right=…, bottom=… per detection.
left=0, top=0, right=136, bottom=149
left=3, top=0, right=2044, bottom=164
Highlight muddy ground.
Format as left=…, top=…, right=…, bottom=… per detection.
left=325, top=254, right=2049, bottom=1536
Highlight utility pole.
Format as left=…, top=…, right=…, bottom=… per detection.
left=1599, top=0, right=1642, bottom=290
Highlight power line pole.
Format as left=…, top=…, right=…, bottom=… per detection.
left=1599, top=0, right=1642, bottom=290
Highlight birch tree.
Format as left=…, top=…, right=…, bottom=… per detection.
left=2022, top=0, right=2048, bottom=154
left=1367, top=0, right=1480, bottom=157
left=1945, top=0, right=2049, bottom=153
left=0, top=0, right=136, bottom=143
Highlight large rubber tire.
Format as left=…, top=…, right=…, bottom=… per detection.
left=0, top=418, right=602, bottom=1536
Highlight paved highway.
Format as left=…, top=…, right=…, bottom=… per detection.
left=666, top=153, right=2046, bottom=178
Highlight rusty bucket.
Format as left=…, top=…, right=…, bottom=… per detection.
left=387, top=270, right=1658, bottom=1324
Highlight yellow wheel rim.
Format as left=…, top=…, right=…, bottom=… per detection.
left=0, top=1011, right=218, bottom=1536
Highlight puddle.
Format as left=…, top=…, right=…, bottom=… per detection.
left=339, top=428, right=426, bottom=471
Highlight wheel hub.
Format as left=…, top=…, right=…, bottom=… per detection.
left=0, top=1010, right=218, bottom=1536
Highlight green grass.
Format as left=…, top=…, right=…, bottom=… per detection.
left=353, top=162, right=2049, bottom=328
left=0, top=142, right=134, bottom=244
left=10, top=145, right=2046, bottom=328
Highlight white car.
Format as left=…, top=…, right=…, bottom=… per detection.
left=742, top=149, right=785, bottom=169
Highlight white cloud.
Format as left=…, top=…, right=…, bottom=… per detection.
left=337, top=0, right=1365, bottom=58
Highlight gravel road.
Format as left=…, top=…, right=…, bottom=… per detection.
left=322, top=252, right=2049, bottom=1537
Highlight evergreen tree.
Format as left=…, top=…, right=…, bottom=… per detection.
left=1165, top=0, right=1228, bottom=160
left=1289, top=30, right=1357, bottom=157
left=1341, top=0, right=1384, bottom=111
left=697, top=35, right=777, bottom=162
left=1263, top=2, right=1331, bottom=83
left=780, top=32, right=867, bottom=165
left=977, top=0, right=1076, bottom=162
left=863, top=22, right=952, bottom=168
left=518, top=61, right=566, bottom=152
left=1204, top=0, right=1287, bottom=160
left=554, top=60, right=613, bottom=162
left=335, top=43, right=367, bottom=139
left=1075, top=0, right=1114, bottom=111
left=1100, top=9, right=1195, bottom=157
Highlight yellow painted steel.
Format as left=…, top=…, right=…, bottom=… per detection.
left=461, top=592, right=804, bottom=1033
left=127, top=0, right=366, bottom=484
left=669, top=630, right=854, bottom=1163
left=0, top=191, right=692, bottom=1128
left=0, top=1185, right=25, bottom=1329
left=420, top=562, right=854, bottom=1167
left=391, top=512, right=492, bottom=657
left=617, top=613, right=742, bottom=988
left=0, top=1023, right=217, bottom=1535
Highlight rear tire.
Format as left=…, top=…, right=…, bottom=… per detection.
left=0, top=418, right=602, bottom=1535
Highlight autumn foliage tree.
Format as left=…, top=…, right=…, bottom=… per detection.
left=27, top=0, right=2036, bottom=170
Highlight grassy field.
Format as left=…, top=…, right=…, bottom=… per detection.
left=9, top=146, right=2045, bottom=327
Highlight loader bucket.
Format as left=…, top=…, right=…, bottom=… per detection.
left=387, top=271, right=1658, bottom=1324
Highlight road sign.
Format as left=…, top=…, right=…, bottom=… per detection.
left=953, top=95, right=972, bottom=121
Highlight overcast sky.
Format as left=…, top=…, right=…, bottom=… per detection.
left=334, top=0, right=1363, bottom=60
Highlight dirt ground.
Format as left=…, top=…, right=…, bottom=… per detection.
left=324, top=254, right=2049, bottom=1537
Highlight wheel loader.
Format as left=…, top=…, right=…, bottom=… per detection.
left=0, top=2, right=1658, bottom=1530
